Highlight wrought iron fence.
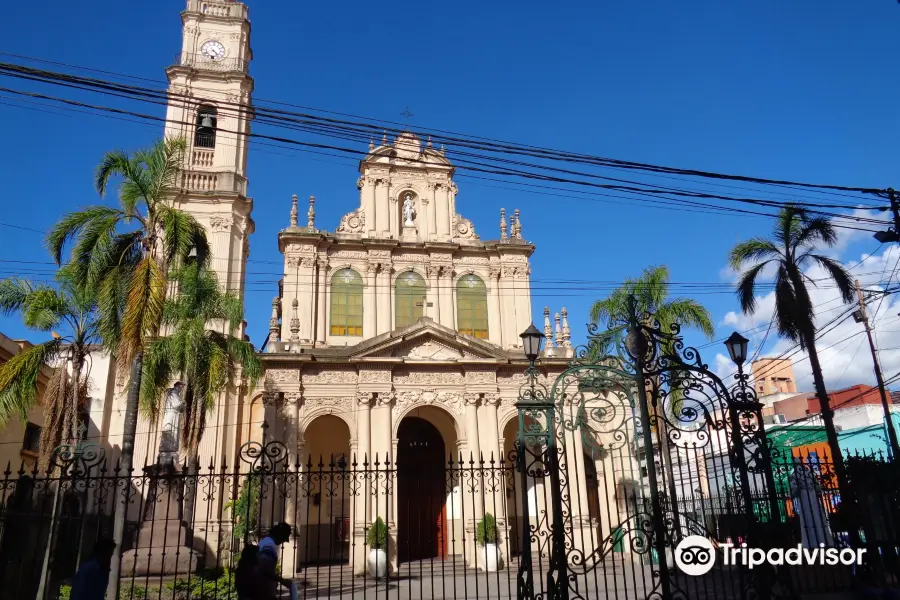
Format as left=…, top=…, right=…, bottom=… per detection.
left=1, top=443, right=897, bottom=600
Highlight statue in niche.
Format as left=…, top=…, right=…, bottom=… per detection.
left=403, top=192, right=416, bottom=226
left=158, top=381, right=185, bottom=466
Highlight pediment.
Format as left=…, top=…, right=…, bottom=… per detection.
left=348, top=319, right=509, bottom=361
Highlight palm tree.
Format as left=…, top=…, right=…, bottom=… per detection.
left=46, top=137, right=209, bottom=592
left=589, top=265, right=715, bottom=355
left=141, top=265, right=260, bottom=466
left=0, top=269, right=100, bottom=458
left=729, top=205, right=855, bottom=495
left=589, top=265, right=715, bottom=517
left=141, top=265, right=260, bottom=524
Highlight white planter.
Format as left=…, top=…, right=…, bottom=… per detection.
left=367, top=548, right=388, bottom=578
left=481, top=543, right=500, bottom=572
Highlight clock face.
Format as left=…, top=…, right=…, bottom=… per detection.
left=200, top=40, right=226, bottom=61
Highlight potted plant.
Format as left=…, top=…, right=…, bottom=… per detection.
left=476, top=513, right=500, bottom=572
left=366, top=517, right=389, bottom=578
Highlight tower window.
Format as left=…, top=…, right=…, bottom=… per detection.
left=457, top=274, right=488, bottom=339
left=195, top=105, right=218, bottom=149
left=395, top=271, right=426, bottom=328
left=22, top=422, right=41, bottom=454
left=330, top=269, right=363, bottom=336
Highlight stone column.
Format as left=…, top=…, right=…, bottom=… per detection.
left=513, top=267, right=532, bottom=343
left=498, top=267, right=516, bottom=347
left=375, top=179, right=390, bottom=238
left=389, top=195, right=399, bottom=239
left=371, top=393, right=397, bottom=572
left=376, top=264, right=391, bottom=335
left=282, top=392, right=303, bottom=577
left=437, top=184, right=451, bottom=240
left=480, top=393, right=508, bottom=567
left=563, top=426, right=594, bottom=562
left=426, top=265, right=440, bottom=321
left=353, top=393, right=373, bottom=574
left=298, top=258, right=316, bottom=342
left=295, top=436, right=309, bottom=568
left=438, top=267, right=455, bottom=330
left=419, top=196, right=430, bottom=240
left=362, top=177, right=376, bottom=238
left=429, top=183, right=439, bottom=241
left=463, top=393, right=483, bottom=568
left=487, top=267, right=503, bottom=347
left=315, top=260, right=327, bottom=346
left=364, top=262, right=377, bottom=338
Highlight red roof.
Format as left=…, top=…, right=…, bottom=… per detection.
left=807, top=384, right=883, bottom=414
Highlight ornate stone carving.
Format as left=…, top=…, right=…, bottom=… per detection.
left=330, top=250, right=368, bottom=260
left=488, top=267, right=501, bottom=280
left=425, top=265, right=441, bottom=278
left=357, top=176, right=365, bottom=190
left=483, top=392, right=502, bottom=406
left=503, top=255, right=529, bottom=264
left=464, top=393, right=481, bottom=406
left=453, top=215, right=479, bottom=240
left=305, top=397, right=354, bottom=413
left=302, top=369, right=359, bottom=384
left=265, top=369, right=300, bottom=383
left=336, top=208, right=365, bottom=234
left=367, top=262, right=379, bottom=274
left=465, top=371, right=496, bottom=384
left=376, top=391, right=396, bottom=407
left=393, top=389, right=465, bottom=417
left=395, top=253, right=427, bottom=263
left=368, top=250, right=392, bottom=260
left=397, top=341, right=463, bottom=360
left=209, top=215, right=231, bottom=233
left=359, top=370, right=392, bottom=384
left=357, top=392, right=375, bottom=406
left=261, top=391, right=278, bottom=406
left=393, top=371, right=464, bottom=386
left=299, top=257, right=316, bottom=269
left=286, top=256, right=301, bottom=268
left=284, top=392, right=304, bottom=406
left=457, top=256, right=490, bottom=266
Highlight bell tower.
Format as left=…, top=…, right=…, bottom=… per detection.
left=164, top=0, right=254, bottom=312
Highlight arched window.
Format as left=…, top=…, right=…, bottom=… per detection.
left=330, top=269, right=363, bottom=336
left=457, top=274, right=488, bottom=339
left=395, top=271, right=426, bottom=328
left=195, top=105, right=217, bottom=149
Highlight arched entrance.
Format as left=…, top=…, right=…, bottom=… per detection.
left=397, top=417, right=447, bottom=562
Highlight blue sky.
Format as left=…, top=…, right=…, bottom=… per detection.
left=1, top=0, right=899, bottom=391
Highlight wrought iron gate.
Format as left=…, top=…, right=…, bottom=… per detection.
left=513, top=297, right=789, bottom=600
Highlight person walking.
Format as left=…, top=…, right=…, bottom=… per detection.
left=257, top=523, right=293, bottom=599
left=70, top=539, right=116, bottom=600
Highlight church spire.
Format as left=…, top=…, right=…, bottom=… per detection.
left=307, top=195, right=316, bottom=232
left=289, top=194, right=299, bottom=228
left=500, top=208, right=508, bottom=241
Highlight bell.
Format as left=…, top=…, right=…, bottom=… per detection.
left=198, top=114, right=215, bottom=131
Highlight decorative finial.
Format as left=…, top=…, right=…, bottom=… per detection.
left=554, top=312, right=562, bottom=347
left=513, top=209, right=522, bottom=240
left=307, top=195, right=316, bottom=232
left=382, top=130, right=388, bottom=145
left=427, top=135, right=433, bottom=148
left=500, top=208, right=508, bottom=241
left=440, top=144, right=446, bottom=155
left=289, top=298, right=300, bottom=343
left=369, top=138, right=375, bottom=151
left=543, top=307, right=553, bottom=347
left=269, top=297, right=281, bottom=343
left=561, top=307, right=571, bottom=348
left=289, top=194, right=299, bottom=228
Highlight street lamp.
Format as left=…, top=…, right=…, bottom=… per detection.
left=724, top=331, right=749, bottom=367
left=520, top=323, right=544, bottom=366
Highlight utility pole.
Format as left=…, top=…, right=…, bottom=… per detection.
left=874, top=188, right=900, bottom=244
left=854, top=279, right=900, bottom=459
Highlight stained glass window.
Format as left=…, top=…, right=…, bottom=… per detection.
left=395, top=271, right=427, bottom=328
left=330, top=268, right=363, bottom=336
left=457, top=274, right=488, bottom=339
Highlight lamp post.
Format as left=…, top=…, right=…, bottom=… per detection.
left=516, top=324, right=571, bottom=600
left=724, top=332, right=783, bottom=542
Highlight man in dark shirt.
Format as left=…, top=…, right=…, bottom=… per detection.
left=70, top=539, right=116, bottom=600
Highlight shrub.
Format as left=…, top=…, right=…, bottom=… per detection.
left=366, top=517, right=388, bottom=550
left=476, top=513, right=498, bottom=547
left=166, top=568, right=237, bottom=600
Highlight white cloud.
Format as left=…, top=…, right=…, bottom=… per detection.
left=719, top=242, right=900, bottom=392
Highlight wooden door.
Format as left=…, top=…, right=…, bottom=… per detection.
left=398, top=417, right=447, bottom=562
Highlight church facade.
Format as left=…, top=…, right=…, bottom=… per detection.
left=83, top=0, right=635, bottom=577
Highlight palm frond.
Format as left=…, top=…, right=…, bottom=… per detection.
left=809, top=254, right=855, bottom=305
left=728, top=239, right=780, bottom=271
left=735, top=262, right=769, bottom=314
left=661, top=298, right=715, bottom=339
left=0, top=278, right=35, bottom=315
left=45, top=207, right=122, bottom=266
left=0, top=339, right=63, bottom=427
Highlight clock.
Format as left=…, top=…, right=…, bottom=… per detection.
left=200, top=40, right=226, bottom=61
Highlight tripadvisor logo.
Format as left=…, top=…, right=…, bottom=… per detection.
left=674, top=536, right=866, bottom=576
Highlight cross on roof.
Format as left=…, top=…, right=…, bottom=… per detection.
left=400, top=106, right=415, bottom=125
